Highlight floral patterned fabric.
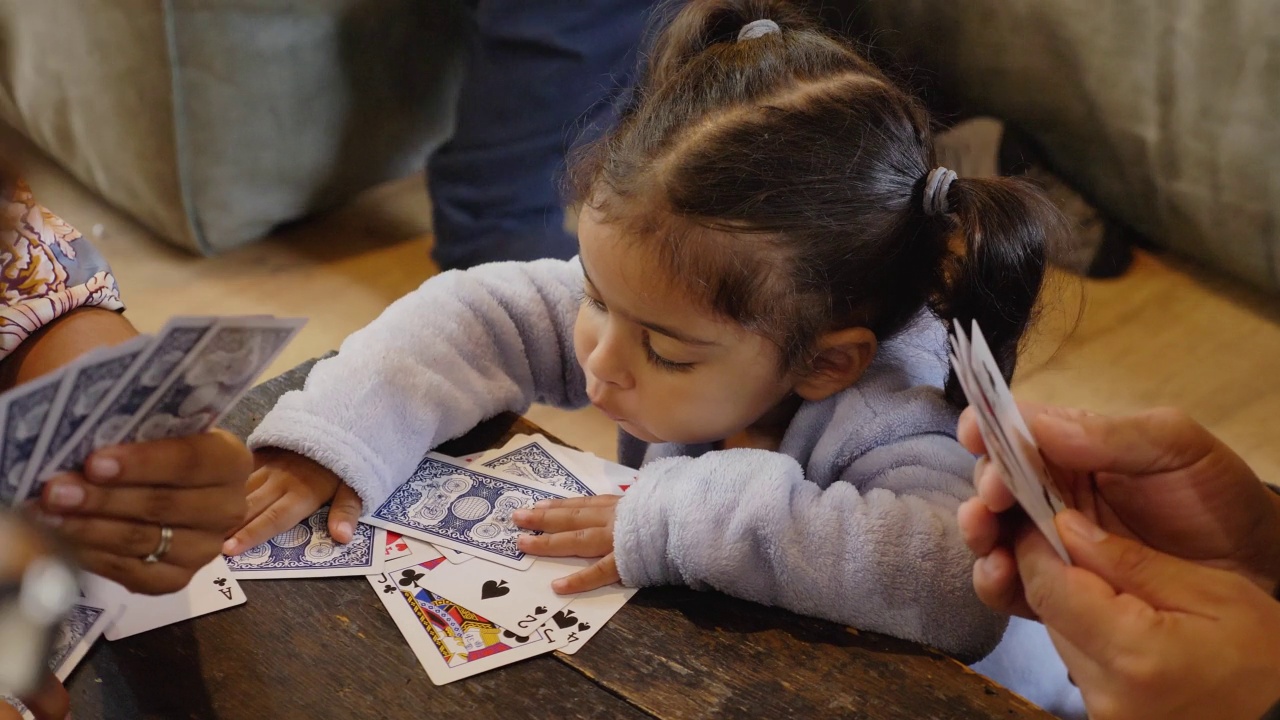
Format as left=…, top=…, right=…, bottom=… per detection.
left=1, top=180, right=124, bottom=360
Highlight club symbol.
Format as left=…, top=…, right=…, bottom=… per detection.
left=501, top=629, right=530, bottom=643
left=398, top=569, right=425, bottom=588
left=383, top=584, right=397, bottom=595
left=213, top=578, right=228, bottom=587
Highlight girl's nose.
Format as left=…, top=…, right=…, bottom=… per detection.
left=585, top=325, right=635, bottom=390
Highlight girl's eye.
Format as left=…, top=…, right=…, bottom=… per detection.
left=583, top=294, right=607, bottom=312
left=643, top=333, right=695, bottom=373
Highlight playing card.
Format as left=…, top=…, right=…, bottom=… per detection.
left=546, top=584, right=637, bottom=655
left=0, top=696, right=32, bottom=720
left=418, top=554, right=588, bottom=634
left=225, top=507, right=385, bottom=579
left=432, top=543, right=475, bottom=565
left=385, top=536, right=445, bottom=573
left=41, top=317, right=216, bottom=481
left=385, top=531, right=412, bottom=561
left=81, top=556, right=246, bottom=640
left=118, top=317, right=304, bottom=445
left=368, top=558, right=564, bottom=685
left=49, top=600, right=118, bottom=681
left=366, top=454, right=570, bottom=570
left=950, top=321, right=1070, bottom=563
left=0, top=371, right=64, bottom=505
left=479, top=436, right=599, bottom=496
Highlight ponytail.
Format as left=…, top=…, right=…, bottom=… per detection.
left=930, top=175, right=1062, bottom=407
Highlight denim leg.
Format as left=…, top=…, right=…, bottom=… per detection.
left=427, top=0, right=651, bottom=269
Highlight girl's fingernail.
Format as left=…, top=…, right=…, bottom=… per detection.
left=551, top=579, right=569, bottom=593
left=334, top=521, right=353, bottom=540
left=48, top=483, right=85, bottom=509
left=533, top=500, right=553, bottom=509
left=88, top=456, right=121, bottom=481
left=516, top=535, right=531, bottom=548
left=1057, top=510, right=1107, bottom=543
left=221, top=539, right=239, bottom=555
left=512, top=510, right=530, bottom=523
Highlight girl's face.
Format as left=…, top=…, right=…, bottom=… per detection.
left=573, top=208, right=796, bottom=445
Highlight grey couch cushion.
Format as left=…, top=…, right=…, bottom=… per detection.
left=0, top=0, right=466, bottom=254
left=844, top=0, right=1280, bottom=290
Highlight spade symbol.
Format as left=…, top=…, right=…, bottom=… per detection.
left=534, top=605, right=547, bottom=615
left=398, top=569, right=425, bottom=588
left=481, top=580, right=510, bottom=600
left=578, top=622, right=591, bottom=632
left=552, top=609, right=578, bottom=629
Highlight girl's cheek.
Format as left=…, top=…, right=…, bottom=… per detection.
left=572, top=310, right=599, bottom=367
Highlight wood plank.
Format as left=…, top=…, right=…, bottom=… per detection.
left=68, top=576, right=652, bottom=720
left=558, top=588, right=1051, bottom=720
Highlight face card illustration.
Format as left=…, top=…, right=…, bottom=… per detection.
left=367, top=559, right=564, bottom=685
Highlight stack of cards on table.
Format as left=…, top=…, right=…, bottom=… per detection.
left=3, top=599, right=121, bottom=719
left=0, top=314, right=304, bottom=696
left=227, top=434, right=639, bottom=685
left=948, top=320, right=1071, bottom=562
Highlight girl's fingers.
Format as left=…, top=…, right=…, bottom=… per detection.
left=221, top=494, right=317, bottom=556
left=512, top=506, right=612, bottom=533
left=958, top=497, right=1002, bottom=557
left=532, top=496, right=618, bottom=509
left=552, top=554, right=620, bottom=594
left=973, top=546, right=1037, bottom=620
left=518, top=527, right=613, bottom=558
left=328, top=484, right=363, bottom=543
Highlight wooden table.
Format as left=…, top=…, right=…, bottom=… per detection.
left=68, top=359, right=1052, bottom=720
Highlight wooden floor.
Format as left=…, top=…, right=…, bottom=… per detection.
left=14, top=136, right=1280, bottom=481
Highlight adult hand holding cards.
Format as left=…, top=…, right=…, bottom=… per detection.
left=950, top=321, right=1071, bottom=563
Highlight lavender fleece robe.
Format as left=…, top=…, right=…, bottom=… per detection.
left=248, top=258, right=1008, bottom=660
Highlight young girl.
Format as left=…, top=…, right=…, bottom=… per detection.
left=227, top=0, right=1059, bottom=660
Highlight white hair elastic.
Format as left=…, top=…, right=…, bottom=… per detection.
left=738, top=19, right=780, bottom=41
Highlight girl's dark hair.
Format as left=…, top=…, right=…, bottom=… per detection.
left=567, top=0, right=1060, bottom=405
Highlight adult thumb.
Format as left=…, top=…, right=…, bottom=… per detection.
left=1055, top=509, right=1216, bottom=610
left=1031, top=407, right=1216, bottom=477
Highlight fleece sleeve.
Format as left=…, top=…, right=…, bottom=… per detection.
left=248, top=258, right=589, bottom=508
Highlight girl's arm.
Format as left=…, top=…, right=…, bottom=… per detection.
left=612, top=434, right=1007, bottom=660
left=248, top=258, right=590, bottom=508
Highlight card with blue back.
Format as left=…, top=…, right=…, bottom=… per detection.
left=226, top=506, right=387, bottom=579
left=367, top=454, right=568, bottom=570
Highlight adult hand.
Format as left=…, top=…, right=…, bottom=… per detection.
left=513, top=495, right=621, bottom=593
left=221, top=449, right=361, bottom=557
left=37, top=429, right=251, bottom=595
left=1016, top=509, right=1280, bottom=720
left=2, top=671, right=69, bottom=720
left=957, top=405, right=1280, bottom=618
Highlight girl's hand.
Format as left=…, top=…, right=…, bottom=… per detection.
left=37, top=429, right=251, bottom=595
left=220, top=449, right=362, bottom=556
left=513, top=495, right=621, bottom=594
left=2, top=671, right=68, bottom=720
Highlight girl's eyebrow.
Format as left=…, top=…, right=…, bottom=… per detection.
left=581, top=262, right=718, bottom=348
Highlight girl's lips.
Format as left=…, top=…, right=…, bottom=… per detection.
left=591, top=401, right=625, bottom=423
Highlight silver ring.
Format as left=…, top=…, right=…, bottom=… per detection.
left=143, top=526, right=173, bottom=564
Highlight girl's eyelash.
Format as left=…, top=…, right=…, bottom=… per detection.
left=642, top=332, right=696, bottom=373
left=583, top=294, right=607, bottom=312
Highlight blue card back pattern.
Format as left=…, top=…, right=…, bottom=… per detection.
left=482, top=443, right=593, bottom=496
left=227, top=508, right=378, bottom=573
left=373, top=457, right=565, bottom=563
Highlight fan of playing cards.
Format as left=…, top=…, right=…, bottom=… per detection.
left=225, top=434, right=639, bottom=685
left=0, top=314, right=304, bottom=716
left=949, top=320, right=1071, bottom=564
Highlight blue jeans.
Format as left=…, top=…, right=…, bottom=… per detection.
left=428, top=0, right=651, bottom=269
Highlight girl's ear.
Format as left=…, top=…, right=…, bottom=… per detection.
left=792, top=327, right=878, bottom=402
